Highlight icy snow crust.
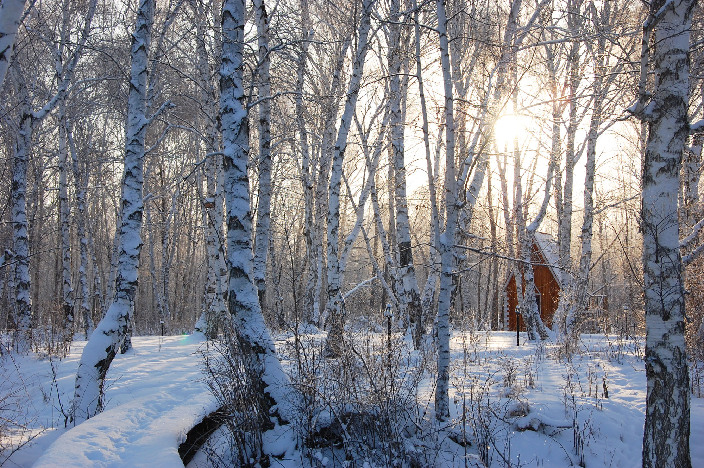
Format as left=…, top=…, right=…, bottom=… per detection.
left=3, top=332, right=704, bottom=467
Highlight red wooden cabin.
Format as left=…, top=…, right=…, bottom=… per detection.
left=504, top=233, right=562, bottom=331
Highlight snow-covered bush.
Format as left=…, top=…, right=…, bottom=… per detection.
left=200, top=334, right=268, bottom=466
left=282, top=325, right=436, bottom=467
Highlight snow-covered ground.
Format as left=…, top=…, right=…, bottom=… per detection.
left=2, top=331, right=702, bottom=467
left=2, top=335, right=217, bottom=467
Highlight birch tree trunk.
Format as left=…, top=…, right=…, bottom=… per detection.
left=220, top=0, right=294, bottom=458
left=0, top=0, right=25, bottom=89
left=497, top=151, right=514, bottom=330
left=487, top=165, right=500, bottom=330
left=413, top=0, right=441, bottom=329
left=313, top=37, right=352, bottom=327
left=518, top=140, right=555, bottom=341
left=435, top=0, right=456, bottom=421
left=641, top=0, right=693, bottom=465
left=558, top=0, right=584, bottom=277
left=253, top=0, right=272, bottom=310
left=11, top=85, right=33, bottom=354
left=388, top=0, right=423, bottom=348
left=70, top=0, right=153, bottom=423
left=192, top=0, right=226, bottom=338
left=58, top=101, right=74, bottom=343
left=543, top=26, right=567, bottom=333
left=323, top=0, right=375, bottom=357
left=296, top=0, right=315, bottom=325
left=574, top=61, right=604, bottom=332
left=56, top=0, right=74, bottom=346
left=68, top=127, right=94, bottom=339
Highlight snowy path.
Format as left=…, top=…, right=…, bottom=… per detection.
left=10, top=336, right=216, bottom=468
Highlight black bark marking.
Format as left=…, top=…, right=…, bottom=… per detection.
left=178, top=407, right=229, bottom=465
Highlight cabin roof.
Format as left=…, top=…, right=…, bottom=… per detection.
left=533, top=232, right=564, bottom=285
left=503, top=232, right=564, bottom=289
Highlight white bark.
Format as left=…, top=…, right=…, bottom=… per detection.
left=313, top=37, right=352, bottom=326
left=323, top=0, right=375, bottom=356
left=11, top=86, right=32, bottom=354
left=70, top=0, right=153, bottom=423
left=199, top=154, right=228, bottom=338
left=497, top=151, right=514, bottom=331
left=68, top=126, right=94, bottom=339
left=220, top=0, right=294, bottom=455
left=193, top=0, right=226, bottom=338
left=413, top=0, right=441, bottom=330
left=369, top=157, right=398, bottom=307
left=389, top=0, right=423, bottom=348
left=574, top=57, right=604, bottom=331
left=486, top=165, right=500, bottom=329
left=641, top=0, right=693, bottom=465
left=0, top=0, right=25, bottom=89
left=435, top=0, right=456, bottom=421
left=518, top=127, right=555, bottom=341
left=558, top=0, right=584, bottom=277
left=58, top=101, right=74, bottom=340
left=253, top=0, right=272, bottom=309
left=56, top=0, right=74, bottom=344
left=296, top=0, right=315, bottom=325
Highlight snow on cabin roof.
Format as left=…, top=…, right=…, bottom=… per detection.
left=532, top=232, right=566, bottom=286
left=502, top=232, right=568, bottom=290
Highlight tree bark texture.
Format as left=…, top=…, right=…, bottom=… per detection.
left=0, top=0, right=25, bottom=89
left=70, top=0, right=153, bottom=423
left=220, top=0, right=294, bottom=457
left=323, top=0, right=375, bottom=356
left=253, top=0, right=272, bottom=310
left=641, top=0, right=693, bottom=466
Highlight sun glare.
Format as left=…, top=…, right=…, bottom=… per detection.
left=493, top=114, right=532, bottom=151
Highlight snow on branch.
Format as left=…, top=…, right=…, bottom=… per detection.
left=146, top=100, right=174, bottom=125
left=681, top=217, right=704, bottom=249
left=683, top=242, right=704, bottom=266
left=689, top=119, right=704, bottom=133
left=643, top=0, right=674, bottom=30
left=681, top=217, right=704, bottom=266
left=32, top=0, right=98, bottom=121
left=343, top=276, right=378, bottom=300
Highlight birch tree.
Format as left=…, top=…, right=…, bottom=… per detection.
left=56, top=0, right=77, bottom=345
left=637, top=0, right=694, bottom=464
left=220, top=0, right=294, bottom=458
left=253, top=0, right=272, bottom=309
left=193, top=0, right=226, bottom=338
left=557, top=0, right=586, bottom=278
left=9, top=0, right=96, bottom=353
left=434, top=0, right=457, bottom=421
left=295, top=0, right=316, bottom=325
left=571, top=0, right=635, bottom=332
left=312, top=30, right=352, bottom=327
left=10, top=79, right=32, bottom=353
left=412, top=0, right=441, bottom=327
left=387, top=0, right=423, bottom=348
left=514, top=129, right=555, bottom=341
left=0, top=0, right=25, bottom=89
left=70, top=0, right=154, bottom=422
left=323, top=0, right=375, bottom=356
left=68, top=126, right=94, bottom=339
